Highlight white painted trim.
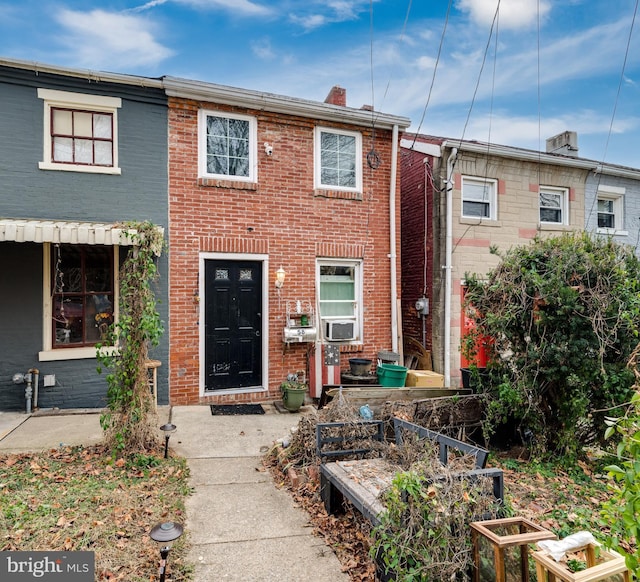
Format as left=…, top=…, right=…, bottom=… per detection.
left=461, top=176, right=498, bottom=221
left=39, top=243, right=120, bottom=362
left=198, top=252, right=269, bottom=398
left=38, top=88, right=121, bottom=174
left=539, top=186, right=569, bottom=226
left=197, top=109, right=257, bottom=182
left=314, top=126, right=363, bottom=193
left=316, top=257, right=364, bottom=345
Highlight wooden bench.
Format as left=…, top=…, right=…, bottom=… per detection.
left=318, top=417, right=504, bottom=526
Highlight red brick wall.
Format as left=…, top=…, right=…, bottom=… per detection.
left=400, top=146, right=435, bottom=354
left=168, top=97, right=402, bottom=404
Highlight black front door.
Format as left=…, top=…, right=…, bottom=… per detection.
left=204, top=260, right=262, bottom=391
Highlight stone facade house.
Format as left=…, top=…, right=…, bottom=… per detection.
left=400, top=133, right=640, bottom=387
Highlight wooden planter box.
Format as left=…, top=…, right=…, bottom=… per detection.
left=531, top=543, right=630, bottom=582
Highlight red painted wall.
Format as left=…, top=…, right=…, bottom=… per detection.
left=400, top=143, right=437, bottom=354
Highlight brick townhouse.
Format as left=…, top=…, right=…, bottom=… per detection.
left=163, top=78, right=410, bottom=404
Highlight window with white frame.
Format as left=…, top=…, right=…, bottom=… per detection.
left=41, top=243, right=119, bottom=360
left=38, top=89, right=121, bottom=174
left=597, top=186, right=625, bottom=232
left=314, top=127, right=362, bottom=191
left=461, top=176, right=497, bottom=219
left=317, top=259, right=362, bottom=342
left=539, top=186, right=568, bottom=225
left=199, top=110, right=257, bottom=181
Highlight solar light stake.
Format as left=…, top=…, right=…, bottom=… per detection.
left=149, top=521, right=183, bottom=582
left=160, top=423, right=177, bottom=459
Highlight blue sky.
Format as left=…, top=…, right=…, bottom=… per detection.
left=1, top=0, right=639, bottom=167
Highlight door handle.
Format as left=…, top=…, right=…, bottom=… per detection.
left=255, top=330, right=260, bottom=337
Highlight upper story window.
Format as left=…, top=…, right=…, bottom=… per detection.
left=461, top=176, right=497, bottom=220
left=539, top=186, right=568, bottom=225
left=317, top=259, right=362, bottom=343
left=198, top=110, right=257, bottom=182
left=597, top=185, right=625, bottom=234
left=38, top=89, right=121, bottom=175
left=314, top=127, right=362, bottom=192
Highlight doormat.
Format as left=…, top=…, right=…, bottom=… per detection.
left=210, top=404, right=265, bottom=416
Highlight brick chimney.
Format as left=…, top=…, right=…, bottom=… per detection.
left=325, top=86, right=346, bottom=107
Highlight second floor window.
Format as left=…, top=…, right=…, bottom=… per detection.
left=461, top=177, right=497, bottom=219
left=38, top=88, right=121, bottom=175
left=51, top=108, right=114, bottom=166
left=199, top=110, right=256, bottom=181
left=540, top=187, right=568, bottom=224
left=315, top=127, right=362, bottom=192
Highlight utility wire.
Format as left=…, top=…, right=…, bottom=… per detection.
left=407, top=0, right=453, bottom=150
left=586, top=0, right=639, bottom=225
left=371, top=0, right=414, bottom=127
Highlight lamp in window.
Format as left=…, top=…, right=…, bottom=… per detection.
left=275, top=266, right=286, bottom=289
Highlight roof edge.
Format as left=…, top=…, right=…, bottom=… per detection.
left=0, top=56, right=164, bottom=89
left=441, top=139, right=640, bottom=179
left=162, top=76, right=411, bottom=130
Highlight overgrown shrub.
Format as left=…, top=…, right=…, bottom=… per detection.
left=602, top=344, right=640, bottom=576
left=371, top=470, right=500, bottom=581
left=97, top=221, right=164, bottom=456
left=464, top=232, right=640, bottom=455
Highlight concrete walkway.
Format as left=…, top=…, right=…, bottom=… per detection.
left=0, top=404, right=350, bottom=582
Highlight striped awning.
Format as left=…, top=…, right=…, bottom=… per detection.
left=0, top=219, right=161, bottom=246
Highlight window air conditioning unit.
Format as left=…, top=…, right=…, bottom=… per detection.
left=324, top=319, right=356, bottom=341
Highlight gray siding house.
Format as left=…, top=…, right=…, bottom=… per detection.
left=0, top=58, right=169, bottom=411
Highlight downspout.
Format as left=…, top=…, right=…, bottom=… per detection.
left=444, top=147, right=458, bottom=387
left=389, top=124, right=399, bottom=354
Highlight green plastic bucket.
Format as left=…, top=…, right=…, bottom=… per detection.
left=377, top=363, right=408, bottom=387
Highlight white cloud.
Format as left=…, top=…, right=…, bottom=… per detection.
left=54, top=9, right=173, bottom=70
left=456, top=0, right=551, bottom=30
left=288, top=0, right=371, bottom=31
left=175, top=0, right=271, bottom=16
left=251, top=38, right=276, bottom=60
left=416, top=55, right=437, bottom=70
left=128, top=0, right=169, bottom=13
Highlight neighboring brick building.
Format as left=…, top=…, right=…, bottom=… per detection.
left=163, top=77, right=410, bottom=404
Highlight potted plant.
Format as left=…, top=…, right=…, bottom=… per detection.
left=280, top=373, right=308, bottom=412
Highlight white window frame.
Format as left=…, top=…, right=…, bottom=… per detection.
left=314, top=126, right=362, bottom=193
left=39, top=243, right=120, bottom=361
left=461, top=176, right=497, bottom=220
left=539, top=186, right=569, bottom=225
left=596, top=185, right=626, bottom=235
left=198, top=109, right=257, bottom=182
left=316, top=258, right=363, bottom=343
left=38, top=88, right=121, bottom=175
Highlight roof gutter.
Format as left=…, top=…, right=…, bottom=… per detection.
left=0, top=57, right=163, bottom=89
left=162, top=76, right=411, bottom=131
left=441, top=139, right=640, bottom=180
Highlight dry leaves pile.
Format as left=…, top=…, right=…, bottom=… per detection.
left=266, top=396, right=616, bottom=582
left=0, top=445, right=191, bottom=581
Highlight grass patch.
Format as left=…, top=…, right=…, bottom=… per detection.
left=0, top=445, right=192, bottom=581
left=495, top=455, right=612, bottom=538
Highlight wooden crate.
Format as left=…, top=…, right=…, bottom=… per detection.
left=531, top=543, right=630, bottom=582
left=405, top=369, right=444, bottom=387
